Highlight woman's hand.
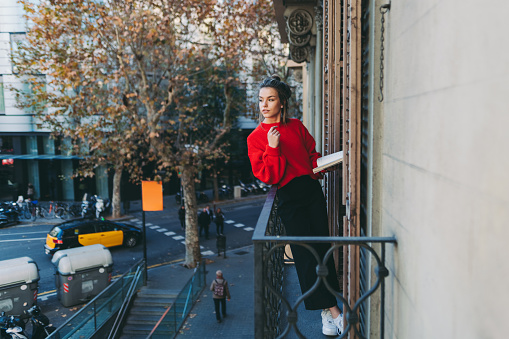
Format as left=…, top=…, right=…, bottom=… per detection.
left=267, top=126, right=280, bottom=148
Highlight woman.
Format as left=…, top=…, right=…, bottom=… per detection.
left=247, top=75, right=343, bottom=336
left=178, top=205, right=185, bottom=230
left=210, top=270, right=231, bottom=323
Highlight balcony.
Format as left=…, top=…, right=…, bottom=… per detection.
left=252, top=187, right=396, bottom=338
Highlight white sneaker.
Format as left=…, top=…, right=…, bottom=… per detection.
left=321, top=310, right=337, bottom=336
left=333, top=313, right=344, bottom=335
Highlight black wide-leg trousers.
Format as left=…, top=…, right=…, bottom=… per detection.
left=277, top=175, right=340, bottom=310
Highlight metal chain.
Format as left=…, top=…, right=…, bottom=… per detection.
left=378, top=3, right=390, bottom=102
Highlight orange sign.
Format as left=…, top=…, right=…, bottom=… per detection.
left=142, top=181, right=163, bottom=211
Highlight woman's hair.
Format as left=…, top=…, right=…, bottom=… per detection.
left=259, top=74, right=292, bottom=124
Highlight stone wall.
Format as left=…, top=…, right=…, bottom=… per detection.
left=382, top=1, right=509, bottom=338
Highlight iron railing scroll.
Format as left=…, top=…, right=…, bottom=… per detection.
left=253, top=187, right=396, bottom=339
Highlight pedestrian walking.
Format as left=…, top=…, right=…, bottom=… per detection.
left=210, top=270, right=231, bottom=323
left=214, top=207, right=225, bottom=235
left=26, top=183, right=35, bottom=200
left=247, top=75, right=344, bottom=336
left=198, top=207, right=211, bottom=239
left=178, top=205, right=185, bottom=230
left=205, top=205, right=214, bottom=221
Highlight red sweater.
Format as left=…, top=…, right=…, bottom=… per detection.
left=247, top=119, right=323, bottom=188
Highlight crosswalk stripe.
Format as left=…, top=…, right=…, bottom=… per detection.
left=127, top=218, right=249, bottom=254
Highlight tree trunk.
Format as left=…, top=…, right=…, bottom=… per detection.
left=212, top=168, right=219, bottom=202
left=112, top=166, right=122, bottom=218
left=181, top=165, right=201, bottom=268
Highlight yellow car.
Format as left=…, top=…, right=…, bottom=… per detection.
left=44, top=219, right=142, bottom=255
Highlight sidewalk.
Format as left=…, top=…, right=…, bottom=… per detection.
left=24, top=193, right=325, bottom=337
left=147, top=246, right=255, bottom=338
left=131, top=194, right=261, bottom=338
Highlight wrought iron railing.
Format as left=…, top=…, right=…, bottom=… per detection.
left=146, top=261, right=207, bottom=338
left=253, top=187, right=396, bottom=338
left=107, top=264, right=144, bottom=339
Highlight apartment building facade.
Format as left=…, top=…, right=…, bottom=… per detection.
left=271, top=0, right=509, bottom=338
left=0, top=0, right=109, bottom=202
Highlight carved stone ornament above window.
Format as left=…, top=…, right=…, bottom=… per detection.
left=288, top=32, right=311, bottom=47
left=289, top=45, right=310, bottom=63
left=287, top=9, right=313, bottom=35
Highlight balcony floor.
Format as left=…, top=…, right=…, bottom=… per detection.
left=281, top=263, right=335, bottom=338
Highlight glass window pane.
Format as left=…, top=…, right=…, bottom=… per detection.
left=0, top=77, right=5, bottom=113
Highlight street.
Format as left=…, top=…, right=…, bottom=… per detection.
left=0, top=196, right=265, bottom=329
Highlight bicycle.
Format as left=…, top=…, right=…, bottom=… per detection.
left=44, top=201, right=56, bottom=219
left=17, top=200, right=32, bottom=220
left=30, top=200, right=41, bottom=221
left=55, top=202, right=81, bottom=219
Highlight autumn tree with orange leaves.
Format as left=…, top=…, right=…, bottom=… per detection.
left=12, top=0, right=287, bottom=268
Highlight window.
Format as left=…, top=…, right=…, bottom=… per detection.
left=49, top=227, right=62, bottom=238
left=0, top=76, right=5, bottom=114
left=97, top=222, right=115, bottom=232
left=76, top=223, right=96, bottom=235
left=10, top=33, right=26, bottom=74
left=22, top=76, right=47, bottom=114
left=0, top=136, right=13, bottom=154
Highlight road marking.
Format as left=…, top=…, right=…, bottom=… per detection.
left=38, top=292, right=56, bottom=301
left=0, top=237, right=47, bottom=243
left=146, top=223, right=153, bottom=226
left=1, top=231, right=47, bottom=236
left=126, top=216, right=251, bottom=254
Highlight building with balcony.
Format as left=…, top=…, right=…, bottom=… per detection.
left=253, top=0, right=509, bottom=338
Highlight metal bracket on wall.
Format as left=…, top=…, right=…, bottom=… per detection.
left=381, top=0, right=391, bottom=11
